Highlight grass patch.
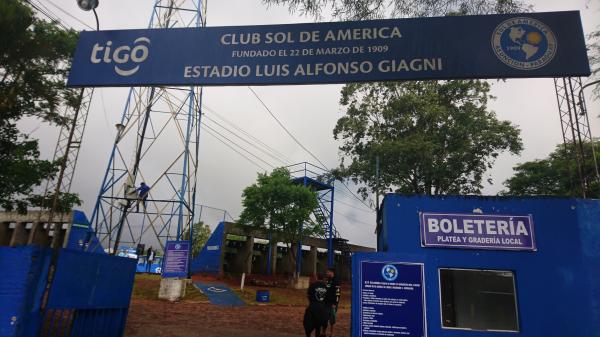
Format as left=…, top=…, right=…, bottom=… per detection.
left=184, top=281, right=208, bottom=302
left=232, top=286, right=312, bottom=306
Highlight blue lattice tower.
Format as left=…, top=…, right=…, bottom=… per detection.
left=287, top=162, right=338, bottom=272
left=90, top=0, right=206, bottom=254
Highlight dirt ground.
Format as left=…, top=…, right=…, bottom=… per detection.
left=125, top=274, right=351, bottom=337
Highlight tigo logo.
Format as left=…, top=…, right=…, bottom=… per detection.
left=90, top=37, right=150, bottom=76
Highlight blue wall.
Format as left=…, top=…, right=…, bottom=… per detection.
left=190, top=222, right=224, bottom=274
left=368, top=194, right=600, bottom=337
left=65, top=210, right=105, bottom=254
left=0, top=246, right=51, bottom=337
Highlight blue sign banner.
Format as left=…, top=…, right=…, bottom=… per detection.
left=67, top=11, right=589, bottom=87
left=358, top=261, right=426, bottom=337
left=420, top=212, right=536, bottom=251
left=162, top=240, right=190, bottom=278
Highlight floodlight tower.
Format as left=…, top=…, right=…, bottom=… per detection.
left=90, top=0, right=206, bottom=253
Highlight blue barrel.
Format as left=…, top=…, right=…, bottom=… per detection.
left=256, top=290, right=270, bottom=303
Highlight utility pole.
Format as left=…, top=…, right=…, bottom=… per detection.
left=375, top=155, right=381, bottom=212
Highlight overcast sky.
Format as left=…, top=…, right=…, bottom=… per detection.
left=21, top=0, right=600, bottom=248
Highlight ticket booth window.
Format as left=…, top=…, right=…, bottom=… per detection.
left=439, top=268, right=519, bottom=332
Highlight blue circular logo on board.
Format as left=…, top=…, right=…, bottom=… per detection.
left=381, top=264, right=398, bottom=282
left=175, top=244, right=181, bottom=249
left=492, top=17, right=556, bottom=70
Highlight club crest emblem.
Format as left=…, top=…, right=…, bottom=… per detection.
left=492, top=17, right=556, bottom=70
left=381, top=264, right=398, bottom=282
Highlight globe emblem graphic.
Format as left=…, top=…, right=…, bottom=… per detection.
left=381, top=264, right=398, bottom=282
left=175, top=244, right=181, bottom=249
left=492, top=17, right=557, bottom=70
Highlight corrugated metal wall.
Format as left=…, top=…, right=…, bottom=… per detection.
left=1, top=210, right=136, bottom=337
left=0, top=246, right=51, bottom=337
left=40, top=249, right=136, bottom=337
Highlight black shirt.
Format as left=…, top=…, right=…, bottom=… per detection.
left=325, top=276, right=340, bottom=305
left=307, top=280, right=328, bottom=304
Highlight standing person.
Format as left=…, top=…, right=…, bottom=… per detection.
left=325, top=267, right=341, bottom=337
left=135, top=182, right=151, bottom=212
left=146, top=246, right=154, bottom=273
left=304, top=274, right=329, bottom=337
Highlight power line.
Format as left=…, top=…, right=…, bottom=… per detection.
left=334, top=197, right=375, bottom=213
left=202, top=125, right=267, bottom=171
left=203, top=104, right=294, bottom=164
left=248, top=87, right=328, bottom=169
left=247, top=86, right=376, bottom=211
left=333, top=186, right=375, bottom=211
left=200, top=124, right=269, bottom=172
left=26, top=0, right=71, bottom=31
left=339, top=182, right=375, bottom=210
left=206, top=91, right=376, bottom=212
left=45, top=0, right=95, bottom=30
left=202, top=106, right=375, bottom=214
left=333, top=210, right=374, bottom=228
left=194, top=102, right=379, bottom=236
left=202, top=121, right=277, bottom=169
left=204, top=115, right=289, bottom=166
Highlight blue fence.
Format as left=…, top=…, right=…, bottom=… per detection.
left=40, top=249, right=136, bottom=337
left=0, top=246, right=136, bottom=337
left=0, top=246, right=51, bottom=337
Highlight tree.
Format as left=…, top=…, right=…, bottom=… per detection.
left=588, top=27, right=600, bottom=100
left=182, top=221, right=212, bottom=258
left=238, top=168, right=320, bottom=275
left=502, top=142, right=600, bottom=198
left=262, top=0, right=528, bottom=20
left=333, top=80, right=523, bottom=197
left=0, top=0, right=81, bottom=212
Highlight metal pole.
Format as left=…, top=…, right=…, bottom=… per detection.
left=112, top=87, right=156, bottom=254
left=296, top=175, right=308, bottom=276
left=375, top=155, right=380, bottom=211
left=578, top=80, right=600, bottom=190
left=177, top=87, right=195, bottom=240
left=328, top=186, right=335, bottom=268
left=267, top=231, right=272, bottom=275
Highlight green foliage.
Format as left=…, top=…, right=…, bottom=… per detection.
left=333, top=80, right=523, bottom=197
left=238, top=168, right=321, bottom=245
left=182, top=221, right=212, bottom=258
left=262, top=0, right=528, bottom=20
left=502, top=142, right=600, bottom=198
left=0, top=0, right=80, bottom=212
left=588, top=28, right=600, bottom=100
left=28, top=192, right=82, bottom=213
